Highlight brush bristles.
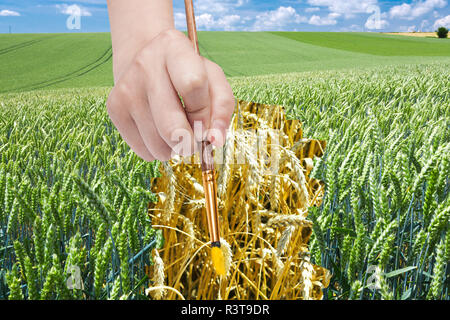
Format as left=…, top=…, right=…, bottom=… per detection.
left=211, top=246, right=226, bottom=276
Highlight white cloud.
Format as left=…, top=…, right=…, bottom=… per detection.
left=365, top=18, right=389, bottom=29
left=173, top=0, right=248, bottom=29
left=365, top=11, right=389, bottom=29
left=307, top=0, right=379, bottom=18
left=195, top=13, right=215, bottom=29
left=339, top=24, right=364, bottom=32
left=194, top=0, right=247, bottom=14
left=390, top=0, right=447, bottom=20
left=56, top=4, right=92, bottom=16
left=434, top=14, right=450, bottom=29
left=398, top=25, right=417, bottom=32
left=55, top=0, right=105, bottom=4
left=0, top=9, right=20, bottom=16
left=309, top=13, right=340, bottom=26
left=217, top=15, right=241, bottom=31
left=236, top=0, right=248, bottom=7
left=196, top=0, right=227, bottom=14
left=420, top=19, right=429, bottom=31
left=305, top=7, right=320, bottom=13
left=173, top=12, right=186, bottom=29
left=390, top=4, right=412, bottom=19
left=174, top=12, right=186, bottom=29
left=252, top=6, right=307, bottom=31
left=175, top=12, right=241, bottom=31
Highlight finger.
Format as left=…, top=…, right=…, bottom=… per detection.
left=106, top=88, right=156, bottom=162
left=129, top=102, right=174, bottom=161
left=116, top=63, right=174, bottom=161
left=203, top=59, right=236, bottom=147
left=165, top=36, right=211, bottom=140
left=142, top=51, right=196, bottom=157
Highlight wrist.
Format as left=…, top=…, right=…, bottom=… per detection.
left=107, top=0, right=176, bottom=82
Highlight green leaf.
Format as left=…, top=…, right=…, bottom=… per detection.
left=401, top=288, right=412, bottom=300
left=383, top=266, right=417, bottom=278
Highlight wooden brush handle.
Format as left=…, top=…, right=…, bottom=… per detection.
left=201, top=141, right=214, bottom=171
left=184, top=0, right=213, bottom=171
left=184, top=0, right=200, bottom=54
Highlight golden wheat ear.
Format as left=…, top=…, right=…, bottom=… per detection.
left=211, top=242, right=226, bottom=276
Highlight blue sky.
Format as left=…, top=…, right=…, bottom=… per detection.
left=0, top=0, right=449, bottom=33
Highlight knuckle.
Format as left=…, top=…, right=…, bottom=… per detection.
left=180, top=72, right=207, bottom=95
left=155, top=29, right=185, bottom=41
left=115, top=82, right=131, bottom=99
left=219, top=94, right=236, bottom=108
left=115, top=83, right=132, bottom=102
left=106, top=87, right=123, bottom=119
left=134, top=46, right=152, bottom=70
left=204, top=58, right=225, bottom=75
left=217, top=95, right=236, bottom=113
left=135, top=30, right=185, bottom=69
left=107, top=82, right=136, bottom=120
left=212, top=61, right=225, bottom=74
left=159, top=122, right=179, bottom=141
left=106, top=91, right=116, bottom=115
left=154, top=29, right=185, bottom=47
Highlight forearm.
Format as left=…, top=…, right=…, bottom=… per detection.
left=107, top=0, right=175, bottom=81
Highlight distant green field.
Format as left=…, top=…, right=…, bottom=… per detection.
left=0, top=32, right=449, bottom=93
left=270, top=32, right=450, bottom=56
left=0, top=33, right=112, bottom=92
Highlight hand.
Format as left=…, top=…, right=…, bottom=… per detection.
left=106, top=29, right=235, bottom=162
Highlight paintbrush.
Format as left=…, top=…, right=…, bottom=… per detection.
left=184, top=0, right=225, bottom=276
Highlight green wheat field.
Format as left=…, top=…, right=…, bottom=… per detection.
left=0, top=32, right=449, bottom=300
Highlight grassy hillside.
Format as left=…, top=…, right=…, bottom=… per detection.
left=1, top=32, right=449, bottom=93
left=0, top=33, right=112, bottom=93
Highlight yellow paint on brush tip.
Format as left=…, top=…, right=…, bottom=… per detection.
left=211, top=246, right=226, bottom=276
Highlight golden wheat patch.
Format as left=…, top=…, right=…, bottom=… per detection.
left=148, top=100, right=330, bottom=300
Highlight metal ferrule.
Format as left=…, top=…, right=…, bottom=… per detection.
left=202, top=169, right=220, bottom=244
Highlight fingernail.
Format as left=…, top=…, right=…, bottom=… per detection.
left=209, top=120, right=228, bottom=147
